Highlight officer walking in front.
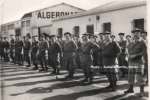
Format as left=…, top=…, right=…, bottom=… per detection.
left=102, top=31, right=120, bottom=91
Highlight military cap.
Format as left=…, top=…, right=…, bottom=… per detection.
left=110, top=35, right=115, bottom=38
left=131, top=28, right=141, bottom=33
left=64, top=32, right=71, bottom=36
left=141, top=30, right=147, bottom=35
left=126, top=35, right=131, bottom=38
left=118, top=33, right=125, bottom=36
left=49, top=34, right=56, bottom=38
left=98, top=32, right=104, bottom=35
left=103, top=31, right=111, bottom=35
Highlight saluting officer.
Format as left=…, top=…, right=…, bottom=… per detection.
left=38, top=34, right=49, bottom=72
left=31, top=36, right=39, bottom=70
left=79, top=33, right=99, bottom=84
left=48, top=35, right=61, bottom=75
left=102, top=31, right=120, bottom=91
left=117, top=33, right=128, bottom=77
left=63, top=32, right=77, bottom=79
left=15, top=35, right=23, bottom=65
left=124, top=29, right=146, bottom=97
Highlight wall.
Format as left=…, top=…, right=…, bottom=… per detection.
left=52, top=5, right=146, bottom=39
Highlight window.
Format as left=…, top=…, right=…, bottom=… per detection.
left=86, top=25, right=94, bottom=34
left=26, top=20, right=30, bottom=27
left=8, top=24, right=14, bottom=30
left=15, top=28, right=21, bottom=36
left=73, top=26, right=80, bottom=36
left=103, top=22, right=111, bottom=32
left=133, top=19, right=144, bottom=30
left=21, top=21, right=26, bottom=27
left=58, top=28, right=63, bottom=37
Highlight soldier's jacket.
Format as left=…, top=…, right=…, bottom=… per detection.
left=102, top=41, right=120, bottom=66
left=63, top=40, right=77, bottom=54
left=3, top=40, right=10, bottom=50
left=97, top=41, right=104, bottom=66
left=48, top=42, right=61, bottom=55
left=24, top=40, right=31, bottom=51
left=31, top=41, right=38, bottom=53
left=10, top=39, right=15, bottom=50
left=79, top=41, right=99, bottom=65
left=38, top=40, right=48, bottom=54
left=127, top=40, right=146, bottom=64
left=15, top=40, right=23, bottom=53
left=118, top=40, right=126, bottom=53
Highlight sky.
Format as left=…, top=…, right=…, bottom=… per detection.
left=0, top=0, right=118, bottom=24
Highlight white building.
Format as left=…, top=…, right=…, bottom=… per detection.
left=52, top=0, right=147, bottom=39
left=21, top=2, right=85, bottom=37
left=0, top=20, right=21, bottom=38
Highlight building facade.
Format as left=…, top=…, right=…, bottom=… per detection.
left=21, top=2, right=85, bottom=37
left=52, top=0, right=146, bottom=39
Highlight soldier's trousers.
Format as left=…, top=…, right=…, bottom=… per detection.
left=63, top=53, right=74, bottom=77
left=38, top=53, right=47, bottom=69
left=31, top=52, right=38, bottom=67
left=15, top=52, right=23, bottom=65
left=24, top=50, right=31, bottom=66
left=128, top=63, right=145, bottom=86
left=10, top=50, right=14, bottom=62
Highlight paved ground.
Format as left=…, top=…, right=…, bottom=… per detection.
left=0, top=61, right=149, bottom=100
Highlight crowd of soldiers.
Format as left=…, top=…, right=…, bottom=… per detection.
left=0, top=28, right=148, bottom=97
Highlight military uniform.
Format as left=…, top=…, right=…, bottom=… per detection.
left=3, top=39, right=10, bottom=62
left=15, top=39, right=23, bottom=65
left=102, top=40, right=120, bottom=90
left=48, top=41, right=61, bottom=74
left=23, top=39, right=31, bottom=67
left=38, top=39, right=48, bottom=71
left=62, top=40, right=77, bottom=78
left=31, top=40, right=39, bottom=69
left=10, top=39, right=15, bottom=63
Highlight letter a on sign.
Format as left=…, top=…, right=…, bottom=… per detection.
left=37, top=12, right=42, bottom=18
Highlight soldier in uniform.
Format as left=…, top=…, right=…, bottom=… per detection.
left=124, top=29, right=146, bottom=97
left=97, top=33, right=104, bottom=74
left=15, top=36, right=23, bottom=65
left=79, top=33, right=99, bottom=84
left=10, top=36, right=15, bottom=63
left=63, top=32, right=77, bottom=79
left=102, top=31, right=120, bottom=91
left=110, top=35, right=115, bottom=42
left=3, top=37, right=10, bottom=62
left=38, top=34, right=49, bottom=72
left=31, top=36, right=39, bottom=70
left=23, top=35, right=31, bottom=67
left=48, top=35, right=61, bottom=75
left=117, top=33, right=128, bottom=77
left=0, top=37, right=3, bottom=60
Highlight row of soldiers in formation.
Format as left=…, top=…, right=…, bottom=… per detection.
left=0, top=28, right=148, bottom=97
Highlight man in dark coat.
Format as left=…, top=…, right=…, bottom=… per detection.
left=38, top=34, right=49, bottom=72
left=63, top=32, right=77, bottom=79
left=3, top=37, right=10, bottom=62
left=15, top=36, right=23, bottom=65
left=10, top=36, right=15, bottom=63
left=48, top=35, right=61, bottom=75
left=117, top=33, right=128, bottom=77
left=31, top=36, right=39, bottom=70
left=102, top=31, right=120, bottom=91
left=79, top=33, right=99, bottom=84
left=23, top=35, right=31, bottom=67
left=124, top=29, right=147, bottom=97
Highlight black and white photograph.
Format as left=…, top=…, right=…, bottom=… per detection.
left=0, top=0, right=149, bottom=100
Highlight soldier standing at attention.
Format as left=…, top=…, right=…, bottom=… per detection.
left=23, top=35, right=31, bottom=67
left=15, top=36, right=23, bottom=65
left=38, top=34, right=49, bottom=72
left=117, top=33, right=128, bottom=78
left=124, top=29, right=146, bottom=97
left=79, top=33, right=99, bottom=84
left=140, top=30, right=148, bottom=84
left=102, top=31, right=120, bottom=91
left=31, top=36, right=39, bottom=70
left=63, top=32, right=77, bottom=79
left=3, top=37, right=10, bottom=62
left=10, top=36, right=15, bottom=63
left=48, top=35, right=61, bottom=75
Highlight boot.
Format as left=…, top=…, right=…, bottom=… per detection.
left=124, top=85, right=134, bottom=94
left=139, top=85, right=144, bottom=97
